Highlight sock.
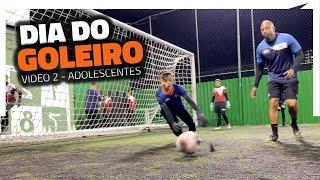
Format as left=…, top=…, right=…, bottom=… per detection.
left=271, top=124, right=278, bottom=137
left=291, top=118, right=299, bottom=130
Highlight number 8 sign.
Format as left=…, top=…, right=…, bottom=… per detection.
left=11, top=106, right=43, bottom=135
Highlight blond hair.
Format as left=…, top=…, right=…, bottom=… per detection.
left=159, top=71, right=173, bottom=81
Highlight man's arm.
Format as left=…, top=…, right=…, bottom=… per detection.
left=283, top=50, right=304, bottom=79
left=283, top=34, right=303, bottom=79
left=253, top=63, right=265, bottom=88
left=250, top=47, right=265, bottom=98
left=253, top=45, right=266, bottom=88
left=250, top=64, right=264, bottom=98
left=291, top=50, right=304, bottom=72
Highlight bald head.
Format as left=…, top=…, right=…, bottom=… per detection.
left=261, top=20, right=274, bottom=27
left=260, top=20, right=276, bottom=42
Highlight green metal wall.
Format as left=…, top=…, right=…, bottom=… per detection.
left=197, top=70, right=320, bottom=126
left=6, top=26, right=318, bottom=128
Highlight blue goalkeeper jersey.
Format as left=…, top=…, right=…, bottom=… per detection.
left=256, top=33, right=302, bottom=83
left=156, top=84, right=187, bottom=110
left=85, top=89, right=101, bottom=111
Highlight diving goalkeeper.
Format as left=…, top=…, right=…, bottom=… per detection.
left=156, top=71, right=208, bottom=136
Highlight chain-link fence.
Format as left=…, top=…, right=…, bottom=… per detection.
left=101, top=9, right=313, bottom=83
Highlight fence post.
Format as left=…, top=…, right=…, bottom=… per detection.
left=251, top=9, right=257, bottom=77
left=195, top=9, right=201, bottom=83
left=149, top=16, right=152, bottom=35
left=236, top=9, right=244, bottom=125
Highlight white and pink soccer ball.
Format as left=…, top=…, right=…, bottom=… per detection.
left=176, top=131, right=200, bottom=154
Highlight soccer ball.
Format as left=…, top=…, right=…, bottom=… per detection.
left=176, top=131, right=200, bottom=154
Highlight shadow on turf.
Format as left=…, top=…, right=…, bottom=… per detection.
left=120, top=143, right=176, bottom=162
left=276, top=138, right=320, bottom=162
left=0, top=130, right=172, bottom=154
left=120, top=143, right=210, bottom=163
left=173, top=153, right=207, bottom=162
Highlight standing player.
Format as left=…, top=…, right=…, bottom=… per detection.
left=210, top=79, right=231, bottom=130
left=80, top=82, right=102, bottom=129
left=1, top=75, right=22, bottom=134
left=101, top=93, right=113, bottom=127
left=250, top=20, right=304, bottom=141
left=278, top=98, right=286, bottom=127
left=102, top=94, right=113, bottom=113
left=156, top=71, right=208, bottom=137
left=126, top=91, right=137, bottom=125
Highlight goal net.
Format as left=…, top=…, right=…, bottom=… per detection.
left=3, top=9, right=196, bottom=142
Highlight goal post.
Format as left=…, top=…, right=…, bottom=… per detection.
left=2, top=9, right=197, bottom=141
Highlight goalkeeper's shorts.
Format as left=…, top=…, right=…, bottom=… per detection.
left=214, top=102, right=226, bottom=113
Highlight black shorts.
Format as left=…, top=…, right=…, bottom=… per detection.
left=214, top=102, right=226, bottom=113
left=160, top=108, right=195, bottom=128
left=268, top=81, right=298, bottom=100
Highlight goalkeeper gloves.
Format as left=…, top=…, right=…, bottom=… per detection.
left=171, top=122, right=182, bottom=136
left=210, top=103, right=214, bottom=111
left=226, top=101, right=231, bottom=109
left=196, top=110, right=209, bottom=127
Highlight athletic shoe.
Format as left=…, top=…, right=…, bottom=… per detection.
left=266, top=135, right=278, bottom=142
left=227, top=124, right=232, bottom=130
left=293, top=129, right=302, bottom=138
left=290, top=123, right=302, bottom=138
left=213, top=126, right=222, bottom=130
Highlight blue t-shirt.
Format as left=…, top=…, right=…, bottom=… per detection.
left=85, top=89, right=101, bottom=111
left=156, top=84, right=187, bottom=110
left=256, top=33, right=302, bottom=83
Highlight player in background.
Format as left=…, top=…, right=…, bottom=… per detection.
left=210, top=79, right=231, bottom=130
left=156, top=71, right=208, bottom=137
left=101, top=93, right=113, bottom=127
left=250, top=20, right=304, bottom=141
left=278, top=98, right=286, bottom=127
left=102, top=94, right=113, bottom=113
left=1, top=74, right=22, bottom=134
left=126, top=91, right=136, bottom=125
left=79, top=82, right=102, bottom=129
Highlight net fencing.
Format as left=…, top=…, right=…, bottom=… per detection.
left=123, top=9, right=313, bottom=82
left=3, top=9, right=196, bottom=142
